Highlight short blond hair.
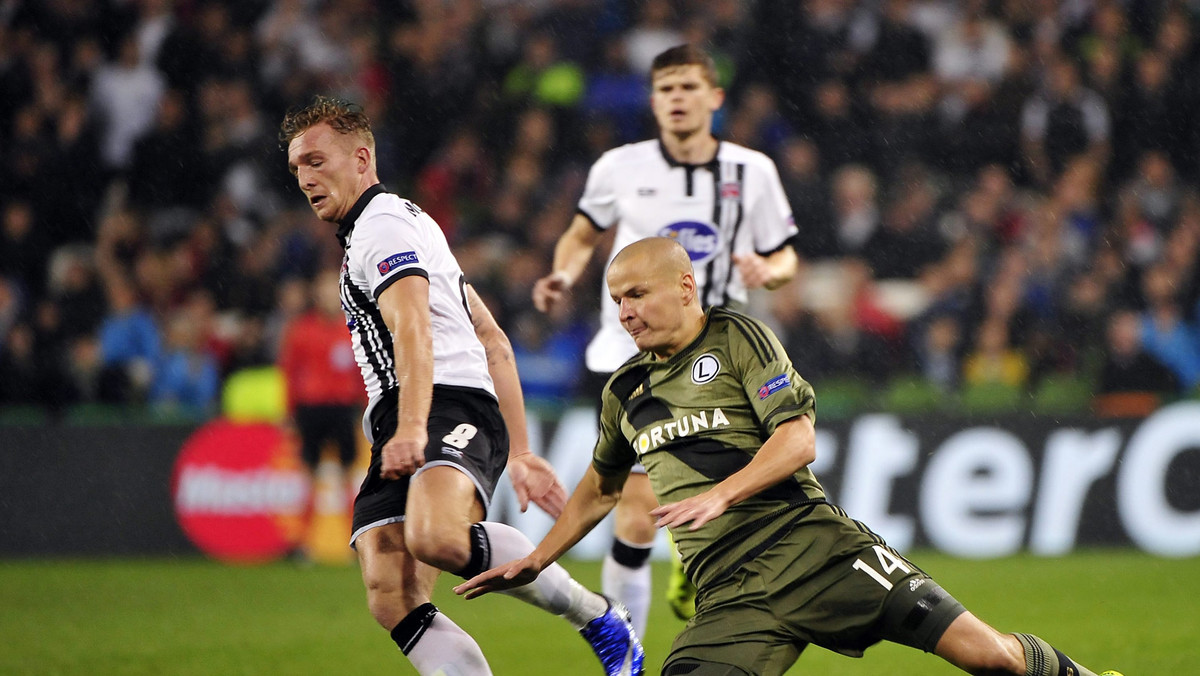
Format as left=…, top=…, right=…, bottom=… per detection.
left=279, top=95, right=375, bottom=150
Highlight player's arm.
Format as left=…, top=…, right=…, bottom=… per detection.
left=454, top=465, right=626, bottom=599
left=651, top=415, right=815, bottom=530
left=377, top=277, right=433, bottom=479
left=465, top=283, right=567, bottom=517
left=532, top=213, right=603, bottom=312
left=733, top=243, right=799, bottom=290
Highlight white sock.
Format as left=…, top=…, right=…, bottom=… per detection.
left=477, top=521, right=609, bottom=629
left=602, top=551, right=651, bottom=639
left=397, top=607, right=491, bottom=676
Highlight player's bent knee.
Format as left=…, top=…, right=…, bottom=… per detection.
left=404, top=534, right=470, bottom=572
left=662, top=659, right=753, bottom=676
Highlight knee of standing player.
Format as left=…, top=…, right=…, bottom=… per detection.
left=404, top=522, right=471, bottom=572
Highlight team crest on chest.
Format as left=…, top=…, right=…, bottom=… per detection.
left=691, top=353, right=720, bottom=384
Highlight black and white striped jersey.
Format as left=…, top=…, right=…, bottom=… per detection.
left=336, top=184, right=495, bottom=442
left=577, top=139, right=797, bottom=373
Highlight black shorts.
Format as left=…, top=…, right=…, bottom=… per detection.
left=350, top=385, right=508, bottom=546
left=294, top=404, right=358, bottom=469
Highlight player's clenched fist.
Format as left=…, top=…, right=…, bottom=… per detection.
left=532, top=271, right=571, bottom=313
left=380, top=427, right=428, bottom=479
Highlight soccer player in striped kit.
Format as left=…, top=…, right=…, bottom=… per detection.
left=532, top=44, right=799, bottom=646
left=283, top=96, right=644, bottom=676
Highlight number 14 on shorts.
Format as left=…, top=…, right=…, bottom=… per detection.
left=852, top=545, right=912, bottom=590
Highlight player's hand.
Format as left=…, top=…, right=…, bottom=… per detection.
left=380, top=426, right=428, bottom=479
left=532, top=271, right=571, bottom=313
left=506, top=452, right=568, bottom=518
left=453, top=556, right=542, bottom=599
left=651, top=490, right=731, bottom=531
left=732, top=252, right=773, bottom=289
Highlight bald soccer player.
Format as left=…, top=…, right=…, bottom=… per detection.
left=459, top=239, right=1122, bottom=676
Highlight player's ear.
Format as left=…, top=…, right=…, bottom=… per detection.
left=710, top=86, right=725, bottom=112
left=355, top=145, right=372, bottom=174
left=680, top=272, right=697, bottom=304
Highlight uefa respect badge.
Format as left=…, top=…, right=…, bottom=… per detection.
left=172, top=420, right=311, bottom=563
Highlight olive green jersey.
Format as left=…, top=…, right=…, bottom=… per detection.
left=593, top=307, right=826, bottom=589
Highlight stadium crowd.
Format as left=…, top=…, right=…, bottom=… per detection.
left=2, top=0, right=1199, bottom=418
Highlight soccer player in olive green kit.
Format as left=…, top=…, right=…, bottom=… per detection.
left=457, top=238, right=1122, bottom=676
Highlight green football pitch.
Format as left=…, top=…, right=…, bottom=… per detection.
left=0, top=551, right=1193, bottom=675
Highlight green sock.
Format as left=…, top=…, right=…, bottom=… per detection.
left=1014, top=634, right=1097, bottom=676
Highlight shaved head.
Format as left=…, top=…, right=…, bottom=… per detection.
left=609, top=237, right=695, bottom=280
left=607, top=238, right=707, bottom=358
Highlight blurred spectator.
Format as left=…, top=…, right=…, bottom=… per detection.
left=90, top=34, right=165, bottom=173
left=97, top=273, right=160, bottom=403
left=912, top=312, right=963, bottom=392
left=1138, top=263, right=1200, bottom=390
left=415, top=127, right=493, bottom=243
left=778, top=136, right=837, bottom=260
left=0, top=201, right=47, bottom=297
left=582, top=37, right=650, bottom=144
left=623, top=0, right=683, bottom=75
left=861, top=164, right=946, bottom=279
left=1098, top=308, right=1178, bottom=395
left=858, top=0, right=938, bottom=173
left=1112, top=50, right=1182, bottom=179
left=127, top=89, right=203, bottom=211
left=46, top=245, right=106, bottom=341
left=278, top=270, right=362, bottom=502
left=0, top=322, right=42, bottom=405
left=149, top=310, right=220, bottom=415
left=1019, top=52, right=1110, bottom=187
left=830, top=164, right=881, bottom=256
left=808, top=79, right=874, bottom=172
left=509, top=308, right=590, bottom=407
left=962, top=316, right=1029, bottom=389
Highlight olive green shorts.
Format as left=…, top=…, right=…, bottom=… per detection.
left=663, top=505, right=965, bottom=675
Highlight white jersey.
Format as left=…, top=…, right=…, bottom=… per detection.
left=578, top=139, right=797, bottom=372
left=337, top=185, right=495, bottom=442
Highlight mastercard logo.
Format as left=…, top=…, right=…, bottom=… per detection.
left=171, top=420, right=311, bottom=563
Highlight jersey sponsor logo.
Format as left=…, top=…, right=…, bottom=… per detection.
left=377, top=251, right=419, bottom=275
left=635, top=407, right=731, bottom=455
left=637, top=187, right=657, bottom=196
left=691, top=353, right=720, bottom=384
left=658, top=221, right=720, bottom=263
left=758, top=374, right=791, bottom=400
left=720, top=181, right=741, bottom=200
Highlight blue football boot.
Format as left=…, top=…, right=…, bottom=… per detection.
left=579, top=598, right=645, bottom=676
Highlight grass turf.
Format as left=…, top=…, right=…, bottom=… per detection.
left=0, top=551, right=1193, bottom=675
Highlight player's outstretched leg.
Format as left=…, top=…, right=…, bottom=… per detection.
left=935, top=611, right=1111, bottom=676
